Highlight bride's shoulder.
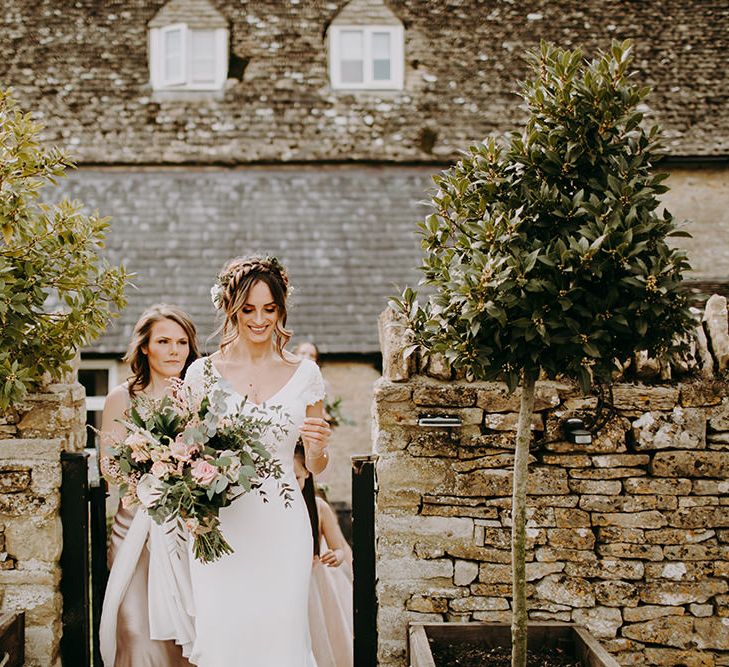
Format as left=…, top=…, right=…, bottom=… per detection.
left=184, top=356, right=211, bottom=382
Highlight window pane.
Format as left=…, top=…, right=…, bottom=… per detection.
left=372, top=32, right=390, bottom=59
left=340, top=30, right=363, bottom=59
left=341, top=60, right=363, bottom=83
left=191, top=30, right=216, bottom=83
left=79, top=369, right=109, bottom=397
left=164, top=29, right=183, bottom=81
left=372, top=32, right=391, bottom=81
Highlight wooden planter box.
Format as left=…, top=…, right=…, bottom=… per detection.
left=409, top=622, right=621, bottom=667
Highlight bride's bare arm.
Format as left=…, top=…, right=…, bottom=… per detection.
left=99, top=385, right=128, bottom=483
left=301, top=401, right=331, bottom=475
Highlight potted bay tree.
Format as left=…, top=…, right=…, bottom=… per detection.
left=394, top=40, right=693, bottom=667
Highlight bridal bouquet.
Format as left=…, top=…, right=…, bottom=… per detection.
left=104, top=370, right=293, bottom=563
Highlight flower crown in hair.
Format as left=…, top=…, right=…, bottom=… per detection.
left=210, top=256, right=289, bottom=311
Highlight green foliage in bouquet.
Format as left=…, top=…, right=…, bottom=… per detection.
left=392, top=41, right=694, bottom=667
left=0, top=88, right=128, bottom=409
left=108, top=362, right=294, bottom=563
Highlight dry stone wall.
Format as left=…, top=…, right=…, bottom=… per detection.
left=0, top=370, right=86, bottom=667
left=373, top=303, right=729, bottom=667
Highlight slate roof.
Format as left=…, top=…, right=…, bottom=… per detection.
left=1, top=0, right=727, bottom=163
left=57, top=167, right=432, bottom=355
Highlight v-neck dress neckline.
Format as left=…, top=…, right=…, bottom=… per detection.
left=208, top=357, right=304, bottom=407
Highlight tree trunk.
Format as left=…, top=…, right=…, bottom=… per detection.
left=511, top=372, right=537, bottom=667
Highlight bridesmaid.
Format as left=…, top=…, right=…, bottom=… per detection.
left=99, top=304, right=200, bottom=667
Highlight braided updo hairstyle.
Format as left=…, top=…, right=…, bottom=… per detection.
left=214, top=255, right=293, bottom=357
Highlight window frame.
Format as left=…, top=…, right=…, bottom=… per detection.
left=79, top=359, right=119, bottom=413
left=329, top=25, right=404, bottom=91
left=149, top=24, right=228, bottom=92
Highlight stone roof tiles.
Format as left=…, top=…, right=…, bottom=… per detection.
left=1, top=0, right=727, bottom=163
left=148, top=0, right=228, bottom=29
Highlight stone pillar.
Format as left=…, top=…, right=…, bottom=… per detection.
left=0, top=376, right=86, bottom=667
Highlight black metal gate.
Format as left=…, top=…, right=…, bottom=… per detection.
left=352, top=454, right=378, bottom=667
left=60, top=448, right=108, bottom=667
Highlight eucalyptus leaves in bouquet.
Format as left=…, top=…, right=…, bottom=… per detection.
left=107, top=364, right=294, bottom=563
left=394, top=41, right=693, bottom=667
left=0, top=89, right=128, bottom=408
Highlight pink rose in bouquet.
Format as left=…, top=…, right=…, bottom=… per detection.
left=191, top=459, right=218, bottom=486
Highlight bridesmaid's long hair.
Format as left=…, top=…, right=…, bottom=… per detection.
left=295, top=444, right=320, bottom=557
left=213, top=255, right=292, bottom=358
left=123, top=304, right=200, bottom=398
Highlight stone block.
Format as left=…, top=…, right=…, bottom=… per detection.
left=693, top=479, right=729, bottom=495
left=546, top=528, right=595, bottom=550
left=406, top=595, right=449, bottom=613
left=470, top=583, right=515, bottom=597
left=598, top=527, right=645, bottom=544
left=694, top=617, right=729, bottom=650
left=535, top=547, right=597, bottom=564
left=680, top=380, right=724, bottom=407
left=571, top=480, right=623, bottom=496
left=623, top=477, right=692, bottom=495
left=449, top=596, right=509, bottom=612
left=554, top=508, right=590, bottom=527
left=0, top=439, right=62, bottom=460
left=597, top=543, right=663, bottom=561
left=623, top=616, right=694, bottom=648
left=0, top=467, right=32, bottom=493
left=453, top=559, right=479, bottom=586
left=591, top=454, right=650, bottom=467
left=377, top=557, right=454, bottom=582
left=708, top=399, right=729, bottom=432
left=644, top=561, right=714, bottom=581
left=640, top=579, right=728, bottom=605
left=662, top=544, right=729, bottom=561
left=543, top=414, right=629, bottom=454
left=703, top=294, right=729, bottom=371
left=643, top=648, right=715, bottom=667
left=471, top=610, right=513, bottom=622
left=413, top=383, right=477, bottom=407
left=407, top=431, right=460, bottom=458
left=632, top=407, right=706, bottom=451
left=612, top=384, right=680, bottom=411
left=475, top=381, right=563, bottom=412
left=422, top=352, right=452, bottom=381
left=570, top=606, right=623, bottom=639
left=652, top=451, right=729, bottom=477
left=570, top=467, right=646, bottom=479
left=374, top=379, right=413, bottom=403
left=623, top=605, right=685, bottom=622
left=644, top=528, right=715, bottom=545
left=5, top=516, right=62, bottom=561
left=0, top=490, right=58, bottom=517
left=378, top=309, right=417, bottom=382
left=564, top=559, right=644, bottom=580
left=540, top=454, right=592, bottom=467
left=482, top=412, right=544, bottom=432
left=690, top=604, right=713, bottom=618
left=594, top=579, right=639, bottom=607
left=535, top=574, right=594, bottom=608
left=592, top=511, right=667, bottom=529
left=454, top=466, right=568, bottom=498
left=669, top=506, right=729, bottom=529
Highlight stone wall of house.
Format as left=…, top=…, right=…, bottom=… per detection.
left=0, top=366, right=86, bottom=667
left=373, top=300, right=729, bottom=667
left=1, top=0, right=727, bottom=163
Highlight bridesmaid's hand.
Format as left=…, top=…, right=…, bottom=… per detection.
left=319, top=548, right=344, bottom=567
left=299, top=417, right=331, bottom=456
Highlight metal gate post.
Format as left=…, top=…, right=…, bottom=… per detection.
left=60, top=450, right=90, bottom=667
left=352, top=454, right=378, bottom=667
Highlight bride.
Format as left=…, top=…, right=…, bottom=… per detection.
left=183, top=255, right=331, bottom=666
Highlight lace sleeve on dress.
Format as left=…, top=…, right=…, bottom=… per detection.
left=303, top=360, right=327, bottom=407
left=183, top=357, right=208, bottom=405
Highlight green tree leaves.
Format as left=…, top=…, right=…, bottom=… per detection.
left=0, top=89, right=129, bottom=408
left=393, top=40, right=693, bottom=392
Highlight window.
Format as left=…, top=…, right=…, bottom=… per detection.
left=79, top=359, right=119, bottom=449
left=329, top=25, right=404, bottom=90
left=150, top=23, right=228, bottom=91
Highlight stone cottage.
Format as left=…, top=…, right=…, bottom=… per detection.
left=0, top=0, right=727, bottom=504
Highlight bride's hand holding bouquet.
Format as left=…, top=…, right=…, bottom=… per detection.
left=102, top=364, right=293, bottom=563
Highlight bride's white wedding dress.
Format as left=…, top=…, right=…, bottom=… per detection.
left=183, top=356, right=325, bottom=667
